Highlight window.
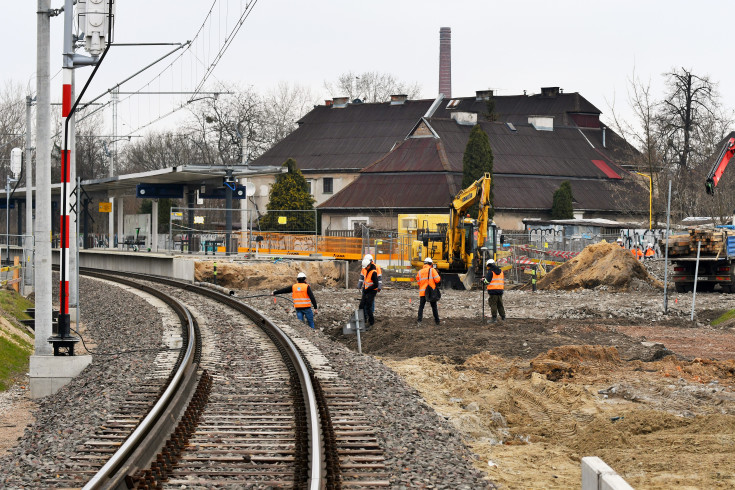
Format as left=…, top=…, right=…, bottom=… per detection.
left=323, top=177, right=333, bottom=194
left=305, top=180, right=313, bottom=195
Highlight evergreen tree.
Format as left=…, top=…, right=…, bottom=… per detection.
left=461, top=124, right=494, bottom=218
left=259, top=159, right=316, bottom=232
left=551, top=181, right=574, bottom=219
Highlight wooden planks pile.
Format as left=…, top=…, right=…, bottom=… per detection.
left=667, top=228, right=735, bottom=257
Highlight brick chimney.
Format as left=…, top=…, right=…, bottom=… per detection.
left=439, top=27, right=452, bottom=98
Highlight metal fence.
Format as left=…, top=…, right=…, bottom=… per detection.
left=167, top=207, right=318, bottom=254
left=0, top=233, right=34, bottom=294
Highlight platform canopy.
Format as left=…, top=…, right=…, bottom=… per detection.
left=2, top=164, right=286, bottom=199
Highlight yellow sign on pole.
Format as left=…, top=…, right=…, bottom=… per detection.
left=278, top=216, right=287, bottom=224
left=194, top=216, right=205, bottom=224
left=99, top=202, right=112, bottom=213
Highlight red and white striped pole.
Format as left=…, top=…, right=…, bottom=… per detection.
left=59, top=68, right=72, bottom=337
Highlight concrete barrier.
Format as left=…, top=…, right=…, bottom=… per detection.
left=53, top=249, right=195, bottom=282
left=582, top=456, right=633, bottom=490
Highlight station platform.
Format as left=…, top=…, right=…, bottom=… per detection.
left=51, top=248, right=195, bottom=282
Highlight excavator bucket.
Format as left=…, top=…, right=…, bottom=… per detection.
left=459, top=265, right=475, bottom=291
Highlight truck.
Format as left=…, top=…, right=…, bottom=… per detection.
left=668, top=136, right=735, bottom=292
left=668, top=229, right=735, bottom=292
left=410, top=172, right=492, bottom=289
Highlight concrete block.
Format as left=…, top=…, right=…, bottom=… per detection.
left=601, top=474, right=634, bottom=490
left=29, top=355, right=92, bottom=399
left=582, top=456, right=616, bottom=490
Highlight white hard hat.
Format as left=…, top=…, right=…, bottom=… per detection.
left=297, top=272, right=306, bottom=279
left=362, top=257, right=371, bottom=268
left=486, top=258, right=495, bottom=265
left=616, top=237, right=623, bottom=242
left=363, top=254, right=373, bottom=262
left=424, top=257, right=433, bottom=263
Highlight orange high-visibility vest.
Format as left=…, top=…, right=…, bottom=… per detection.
left=360, top=265, right=382, bottom=289
left=292, top=283, right=312, bottom=308
left=487, top=270, right=505, bottom=291
left=416, top=265, right=440, bottom=296
left=364, top=269, right=376, bottom=289
left=645, top=248, right=655, bottom=257
left=633, top=248, right=643, bottom=260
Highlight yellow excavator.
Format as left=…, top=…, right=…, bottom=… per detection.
left=410, top=172, right=492, bottom=289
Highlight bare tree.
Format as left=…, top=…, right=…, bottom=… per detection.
left=0, top=81, right=26, bottom=182
left=263, top=82, right=318, bottom=145
left=324, top=71, right=422, bottom=103
left=659, top=68, right=728, bottom=169
left=120, top=131, right=199, bottom=173
left=186, top=83, right=269, bottom=165
left=74, top=111, right=109, bottom=180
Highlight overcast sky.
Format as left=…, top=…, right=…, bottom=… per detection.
left=5, top=0, right=735, bottom=138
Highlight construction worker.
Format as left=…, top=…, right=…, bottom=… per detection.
left=358, top=254, right=382, bottom=317
left=645, top=243, right=656, bottom=260
left=616, top=237, right=625, bottom=247
left=359, top=259, right=379, bottom=327
left=416, top=257, right=441, bottom=325
left=484, top=258, right=506, bottom=323
left=632, top=245, right=644, bottom=261
left=272, top=272, right=318, bottom=329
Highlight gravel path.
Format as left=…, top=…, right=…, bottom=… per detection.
left=0, top=276, right=495, bottom=489
left=0, top=277, right=168, bottom=488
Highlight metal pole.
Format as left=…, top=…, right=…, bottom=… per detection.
left=35, top=0, right=54, bottom=355
left=691, top=241, right=701, bottom=321
left=225, top=171, right=233, bottom=255
left=481, top=249, right=486, bottom=322
left=6, top=177, right=10, bottom=266
left=110, top=87, right=117, bottom=177
left=25, top=96, right=34, bottom=288
left=663, top=180, right=672, bottom=314
left=76, top=176, right=80, bottom=326
left=355, top=310, right=362, bottom=355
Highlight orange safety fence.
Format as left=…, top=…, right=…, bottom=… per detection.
left=215, top=231, right=413, bottom=264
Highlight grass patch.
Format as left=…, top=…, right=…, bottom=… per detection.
left=0, top=290, right=34, bottom=321
left=0, top=335, right=31, bottom=391
left=0, top=289, right=35, bottom=391
left=712, top=309, right=735, bottom=326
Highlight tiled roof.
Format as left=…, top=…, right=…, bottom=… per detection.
left=320, top=119, right=645, bottom=212
left=249, top=101, right=433, bottom=172
left=319, top=172, right=647, bottom=212
left=249, top=91, right=616, bottom=173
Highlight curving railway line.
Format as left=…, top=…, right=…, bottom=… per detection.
left=57, top=268, right=389, bottom=489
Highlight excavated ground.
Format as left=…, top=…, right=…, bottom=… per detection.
left=214, top=248, right=735, bottom=489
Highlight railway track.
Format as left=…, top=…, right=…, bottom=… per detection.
left=57, top=269, right=388, bottom=488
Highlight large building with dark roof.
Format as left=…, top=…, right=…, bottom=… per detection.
left=248, top=88, right=648, bottom=233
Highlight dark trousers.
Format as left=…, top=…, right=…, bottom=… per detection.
left=360, top=291, right=376, bottom=326
left=487, top=293, right=505, bottom=319
left=418, top=296, right=440, bottom=323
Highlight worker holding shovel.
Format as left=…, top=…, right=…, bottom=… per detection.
left=359, top=260, right=379, bottom=328
left=272, top=272, right=318, bottom=329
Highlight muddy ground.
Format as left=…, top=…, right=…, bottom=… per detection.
left=240, top=254, right=735, bottom=489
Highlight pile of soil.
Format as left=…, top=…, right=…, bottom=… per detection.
left=537, top=242, right=663, bottom=291
left=194, top=259, right=345, bottom=289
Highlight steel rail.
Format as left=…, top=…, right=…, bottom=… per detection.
left=81, top=268, right=327, bottom=488
left=80, top=271, right=199, bottom=490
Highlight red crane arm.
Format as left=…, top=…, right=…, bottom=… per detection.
left=706, top=137, right=735, bottom=195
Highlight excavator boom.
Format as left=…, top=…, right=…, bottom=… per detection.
left=706, top=137, right=735, bottom=195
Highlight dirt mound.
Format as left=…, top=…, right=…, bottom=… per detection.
left=195, top=260, right=344, bottom=290
left=537, top=242, right=663, bottom=291
left=529, top=345, right=622, bottom=381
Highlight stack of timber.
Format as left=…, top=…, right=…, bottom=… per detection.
left=667, top=228, right=735, bottom=257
